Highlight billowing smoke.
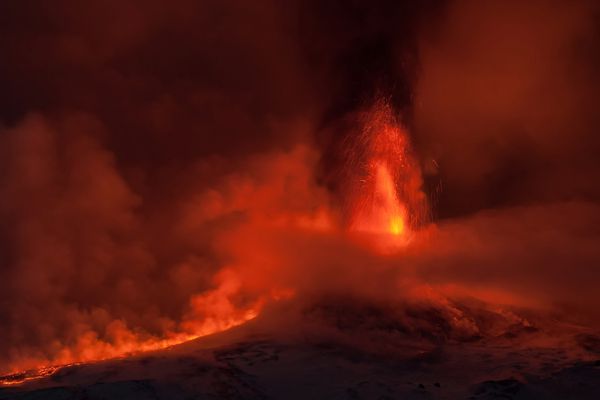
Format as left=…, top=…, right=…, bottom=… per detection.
left=413, top=0, right=600, bottom=217
left=1, top=0, right=599, bottom=376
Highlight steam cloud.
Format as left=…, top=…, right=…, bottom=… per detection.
left=1, top=0, right=599, bottom=374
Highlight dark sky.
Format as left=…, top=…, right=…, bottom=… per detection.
left=0, top=0, right=441, bottom=211
left=0, top=0, right=599, bottom=374
left=2, top=0, right=598, bottom=219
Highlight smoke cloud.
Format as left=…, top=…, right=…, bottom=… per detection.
left=1, top=0, right=599, bottom=375
left=413, top=0, right=600, bottom=217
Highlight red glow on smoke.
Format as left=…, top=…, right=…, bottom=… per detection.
left=0, top=99, right=430, bottom=385
left=345, top=100, right=428, bottom=245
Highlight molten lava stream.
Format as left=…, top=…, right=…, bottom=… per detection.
left=0, top=306, right=260, bottom=386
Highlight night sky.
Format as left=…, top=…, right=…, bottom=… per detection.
left=1, top=0, right=599, bottom=375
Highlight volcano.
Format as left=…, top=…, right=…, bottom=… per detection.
left=2, top=297, right=600, bottom=399
left=1, top=0, right=600, bottom=399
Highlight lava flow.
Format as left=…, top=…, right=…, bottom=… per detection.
left=0, top=100, right=427, bottom=387
left=0, top=286, right=261, bottom=386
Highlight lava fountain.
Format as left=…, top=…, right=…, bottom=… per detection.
left=351, top=157, right=408, bottom=236
left=344, top=99, right=428, bottom=242
left=0, top=98, right=427, bottom=386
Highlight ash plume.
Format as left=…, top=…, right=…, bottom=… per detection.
left=0, top=0, right=599, bottom=377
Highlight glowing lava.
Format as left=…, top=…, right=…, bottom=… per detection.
left=346, top=99, right=428, bottom=240
left=351, top=159, right=408, bottom=236
left=0, top=99, right=428, bottom=387
left=0, top=278, right=262, bottom=386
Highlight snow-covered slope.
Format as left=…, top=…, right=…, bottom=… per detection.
left=1, top=300, right=599, bottom=399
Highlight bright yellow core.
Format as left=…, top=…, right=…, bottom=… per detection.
left=389, top=216, right=404, bottom=236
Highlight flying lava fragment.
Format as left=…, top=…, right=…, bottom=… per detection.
left=345, top=99, right=428, bottom=241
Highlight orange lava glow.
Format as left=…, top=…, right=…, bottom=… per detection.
left=346, top=100, right=428, bottom=241
left=0, top=282, right=262, bottom=386
left=0, top=366, right=62, bottom=386
left=1, top=100, right=427, bottom=386
left=0, top=316, right=259, bottom=386
left=351, top=159, right=408, bottom=236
